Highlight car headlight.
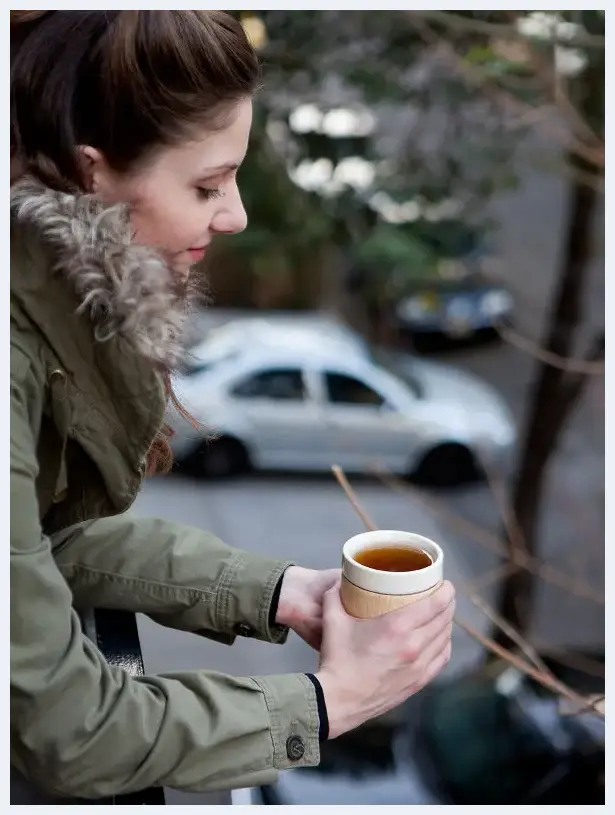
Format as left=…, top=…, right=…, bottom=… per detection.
left=481, top=290, right=513, bottom=317
left=399, top=296, right=430, bottom=320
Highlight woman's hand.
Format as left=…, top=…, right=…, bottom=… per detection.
left=275, top=566, right=341, bottom=650
left=316, top=580, right=455, bottom=739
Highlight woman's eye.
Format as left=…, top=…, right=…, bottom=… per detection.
left=197, top=187, right=224, bottom=201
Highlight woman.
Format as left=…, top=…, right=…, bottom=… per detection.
left=10, top=10, right=455, bottom=800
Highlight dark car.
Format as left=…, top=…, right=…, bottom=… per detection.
left=255, top=653, right=604, bottom=806
left=346, top=222, right=514, bottom=350
left=393, top=263, right=514, bottom=347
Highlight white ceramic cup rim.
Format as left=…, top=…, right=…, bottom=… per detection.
left=342, top=530, right=444, bottom=596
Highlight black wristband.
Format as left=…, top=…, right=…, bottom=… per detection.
left=305, top=673, right=330, bottom=742
left=268, top=573, right=285, bottom=628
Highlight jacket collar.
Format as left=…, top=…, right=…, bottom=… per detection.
left=10, top=178, right=204, bottom=495
left=10, top=178, right=202, bottom=370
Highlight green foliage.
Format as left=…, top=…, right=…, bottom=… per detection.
left=356, top=224, right=436, bottom=275
left=225, top=10, right=602, bottom=306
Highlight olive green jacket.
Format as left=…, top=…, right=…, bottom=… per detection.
left=10, top=180, right=320, bottom=799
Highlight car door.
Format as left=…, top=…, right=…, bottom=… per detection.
left=226, top=365, right=327, bottom=470
left=318, top=369, right=414, bottom=474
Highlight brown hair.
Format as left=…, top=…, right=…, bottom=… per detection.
left=11, top=11, right=260, bottom=475
left=11, top=11, right=259, bottom=189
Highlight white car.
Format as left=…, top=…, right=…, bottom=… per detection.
left=168, top=316, right=515, bottom=486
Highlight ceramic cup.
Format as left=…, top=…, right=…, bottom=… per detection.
left=340, top=530, right=444, bottom=619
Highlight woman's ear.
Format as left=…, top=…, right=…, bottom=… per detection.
left=77, top=145, right=108, bottom=194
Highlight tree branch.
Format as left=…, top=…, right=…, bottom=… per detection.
left=404, top=14, right=605, bottom=171
left=494, top=321, right=605, bottom=375
left=331, top=464, right=376, bottom=532
left=466, top=591, right=553, bottom=676
left=332, top=465, right=605, bottom=719
left=455, top=620, right=605, bottom=718
left=559, top=330, right=606, bottom=408
left=407, top=10, right=606, bottom=50
left=369, top=466, right=604, bottom=604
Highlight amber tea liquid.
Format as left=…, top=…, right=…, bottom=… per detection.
left=354, top=546, right=433, bottom=572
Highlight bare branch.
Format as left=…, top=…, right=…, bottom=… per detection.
left=537, top=646, right=605, bottom=679
left=552, top=72, right=605, bottom=150
left=370, top=466, right=604, bottom=605
left=404, top=14, right=605, bottom=171
left=494, top=321, right=605, bottom=374
left=559, top=331, right=606, bottom=406
left=559, top=161, right=606, bottom=193
left=464, top=561, right=518, bottom=593
left=331, top=465, right=376, bottom=532
left=490, top=15, right=604, bottom=151
left=479, top=453, right=527, bottom=559
left=331, top=465, right=605, bottom=719
left=455, top=619, right=605, bottom=718
left=560, top=694, right=605, bottom=717
left=466, top=591, right=553, bottom=676
left=407, top=10, right=606, bottom=50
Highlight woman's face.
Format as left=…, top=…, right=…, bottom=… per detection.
left=85, top=98, right=253, bottom=280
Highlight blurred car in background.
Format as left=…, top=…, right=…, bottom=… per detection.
left=169, top=315, right=515, bottom=486
left=393, top=265, right=514, bottom=347
left=346, top=225, right=514, bottom=349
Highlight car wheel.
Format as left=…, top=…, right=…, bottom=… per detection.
left=183, top=437, right=250, bottom=479
left=412, top=443, right=479, bottom=487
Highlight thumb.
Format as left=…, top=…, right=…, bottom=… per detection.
left=319, top=568, right=342, bottom=592
left=322, top=580, right=352, bottom=624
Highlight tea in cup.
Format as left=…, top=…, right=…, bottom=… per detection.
left=341, top=530, right=444, bottom=619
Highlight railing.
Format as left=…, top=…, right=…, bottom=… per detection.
left=13, top=610, right=239, bottom=805
left=90, top=609, right=236, bottom=806
left=83, top=608, right=167, bottom=806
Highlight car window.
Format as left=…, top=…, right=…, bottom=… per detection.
left=231, top=368, right=306, bottom=401
left=325, top=372, right=384, bottom=407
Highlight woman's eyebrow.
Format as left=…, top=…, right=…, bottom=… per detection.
left=197, top=162, right=240, bottom=179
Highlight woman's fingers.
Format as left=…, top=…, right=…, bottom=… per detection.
left=407, top=596, right=455, bottom=656
left=419, top=638, right=453, bottom=688
left=413, top=623, right=453, bottom=678
left=317, top=578, right=457, bottom=740
left=376, top=581, right=455, bottom=634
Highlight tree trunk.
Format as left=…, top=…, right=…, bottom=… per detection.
left=491, top=18, right=605, bottom=650
left=492, top=169, right=600, bottom=649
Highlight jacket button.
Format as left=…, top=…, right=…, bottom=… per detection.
left=233, top=622, right=255, bottom=638
left=286, top=735, right=305, bottom=761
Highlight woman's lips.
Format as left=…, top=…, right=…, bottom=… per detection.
left=188, top=246, right=208, bottom=263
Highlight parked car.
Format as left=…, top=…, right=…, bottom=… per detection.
left=393, top=265, right=514, bottom=346
left=169, top=315, right=515, bottom=486
left=347, top=225, right=514, bottom=348
left=253, top=653, right=604, bottom=806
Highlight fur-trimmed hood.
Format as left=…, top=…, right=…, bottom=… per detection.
left=10, top=178, right=203, bottom=368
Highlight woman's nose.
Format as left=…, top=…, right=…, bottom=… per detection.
left=210, top=186, right=248, bottom=236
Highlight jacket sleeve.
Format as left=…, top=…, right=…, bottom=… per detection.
left=51, top=515, right=293, bottom=647
left=11, top=353, right=320, bottom=798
